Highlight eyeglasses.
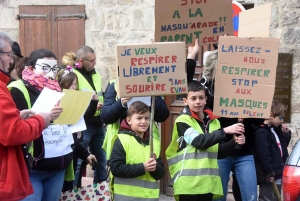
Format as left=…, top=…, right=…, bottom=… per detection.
left=0, top=51, right=14, bottom=58
left=82, top=58, right=96, bottom=63
left=277, top=116, right=284, bottom=121
left=36, top=64, right=60, bottom=73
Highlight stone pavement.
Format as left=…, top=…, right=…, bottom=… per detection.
left=159, top=193, right=235, bottom=201
left=84, top=165, right=235, bottom=201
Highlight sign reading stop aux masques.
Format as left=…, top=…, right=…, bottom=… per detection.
left=214, top=36, right=280, bottom=118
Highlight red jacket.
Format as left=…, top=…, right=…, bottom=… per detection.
left=0, top=70, right=45, bottom=201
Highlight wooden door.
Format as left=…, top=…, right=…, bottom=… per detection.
left=19, top=5, right=85, bottom=66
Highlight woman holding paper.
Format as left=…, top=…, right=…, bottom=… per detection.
left=8, top=49, right=75, bottom=201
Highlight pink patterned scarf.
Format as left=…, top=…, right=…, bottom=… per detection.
left=22, top=67, right=61, bottom=92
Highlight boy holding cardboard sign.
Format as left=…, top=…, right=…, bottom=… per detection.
left=166, top=81, right=245, bottom=201
left=110, top=101, right=165, bottom=201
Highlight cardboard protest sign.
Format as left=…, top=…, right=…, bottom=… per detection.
left=155, top=0, right=233, bottom=45
left=239, top=3, right=272, bottom=37
left=213, top=36, right=280, bottom=118
left=116, top=42, right=186, bottom=97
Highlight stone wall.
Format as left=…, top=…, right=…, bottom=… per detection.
left=244, top=0, right=300, bottom=150
left=0, top=0, right=155, bottom=86
left=0, top=0, right=299, bottom=149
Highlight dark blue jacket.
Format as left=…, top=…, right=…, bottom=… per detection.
left=100, top=82, right=170, bottom=124
left=254, top=124, right=291, bottom=184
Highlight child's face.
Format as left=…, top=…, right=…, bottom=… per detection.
left=270, top=114, right=284, bottom=127
left=183, top=90, right=206, bottom=113
left=69, top=78, right=77, bottom=90
left=126, top=111, right=150, bottom=136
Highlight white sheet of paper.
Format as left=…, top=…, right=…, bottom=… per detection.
left=127, top=97, right=151, bottom=108
left=42, top=124, right=74, bottom=158
left=31, top=87, right=65, bottom=113
left=69, top=117, right=86, bottom=133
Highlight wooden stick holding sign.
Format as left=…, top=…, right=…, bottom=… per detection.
left=116, top=41, right=187, bottom=157
left=149, top=96, right=155, bottom=158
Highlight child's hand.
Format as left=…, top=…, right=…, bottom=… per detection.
left=97, top=102, right=103, bottom=110
left=234, top=134, right=245, bottom=145
left=86, top=154, right=97, bottom=166
left=92, top=93, right=99, bottom=101
left=224, top=123, right=244, bottom=135
left=187, top=39, right=200, bottom=60
left=281, top=124, right=290, bottom=133
left=50, top=106, right=63, bottom=121
left=143, top=158, right=157, bottom=172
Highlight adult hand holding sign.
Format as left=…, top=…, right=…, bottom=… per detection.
left=50, top=106, right=63, bottom=121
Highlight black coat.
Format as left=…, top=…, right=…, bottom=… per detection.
left=100, top=82, right=170, bottom=124
left=254, top=124, right=291, bottom=184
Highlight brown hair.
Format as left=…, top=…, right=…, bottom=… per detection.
left=271, top=100, right=287, bottom=117
left=127, top=101, right=149, bottom=117
left=56, top=69, right=78, bottom=90
left=62, top=52, right=76, bottom=67
left=15, top=57, right=28, bottom=79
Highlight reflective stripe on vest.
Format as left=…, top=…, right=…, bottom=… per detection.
left=113, top=134, right=160, bottom=200
left=167, top=151, right=218, bottom=167
left=114, top=177, right=158, bottom=189
left=172, top=168, right=220, bottom=183
left=74, top=69, right=103, bottom=116
left=165, top=114, right=223, bottom=198
left=114, top=194, right=158, bottom=201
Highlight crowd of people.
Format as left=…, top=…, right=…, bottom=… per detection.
left=0, top=31, right=292, bottom=201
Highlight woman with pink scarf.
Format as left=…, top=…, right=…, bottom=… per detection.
left=9, top=49, right=74, bottom=201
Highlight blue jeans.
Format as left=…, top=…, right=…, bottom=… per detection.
left=216, top=155, right=257, bottom=201
left=74, top=124, right=106, bottom=185
left=21, top=169, right=65, bottom=201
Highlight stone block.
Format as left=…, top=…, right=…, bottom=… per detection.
left=290, top=113, right=300, bottom=129
left=86, top=8, right=105, bottom=32
left=131, top=8, right=154, bottom=30
left=2, top=28, right=19, bottom=41
left=280, top=0, right=300, bottom=8
left=281, top=10, right=299, bottom=26
left=97, top=31, right=121, bottom=41
left=85, top=31, right=97, bottom=51
left=104, top=8, right=130, bottom=31
left=282, top=28, right=300, bottom=45
left=0, top=8, right=18, bottom=28
left=270, top=4, right=279, bottom=28
left=117, top=0, right=140, bottom=5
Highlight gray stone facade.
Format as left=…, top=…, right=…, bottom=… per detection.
left=0, top=0, right=299, bottom=148
left=244, top=0, right=300, bottom=149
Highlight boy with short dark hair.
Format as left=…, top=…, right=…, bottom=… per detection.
left=110, top=101, right=165, bottom=201
left=166, top=81, right=245, bottom=201
left=254, top=100, right=291, bottom=201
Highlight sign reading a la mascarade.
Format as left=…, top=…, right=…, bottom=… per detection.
left=213, top=36, right=280, bottom=118
left=155, top=0, right=233, bottom=45
left=116, top=42, right=187, bottom=98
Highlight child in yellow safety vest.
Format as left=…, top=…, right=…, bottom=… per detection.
left=166, top=81, right=245, bottom=201
left=110, top=101, right=165, bottom=201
